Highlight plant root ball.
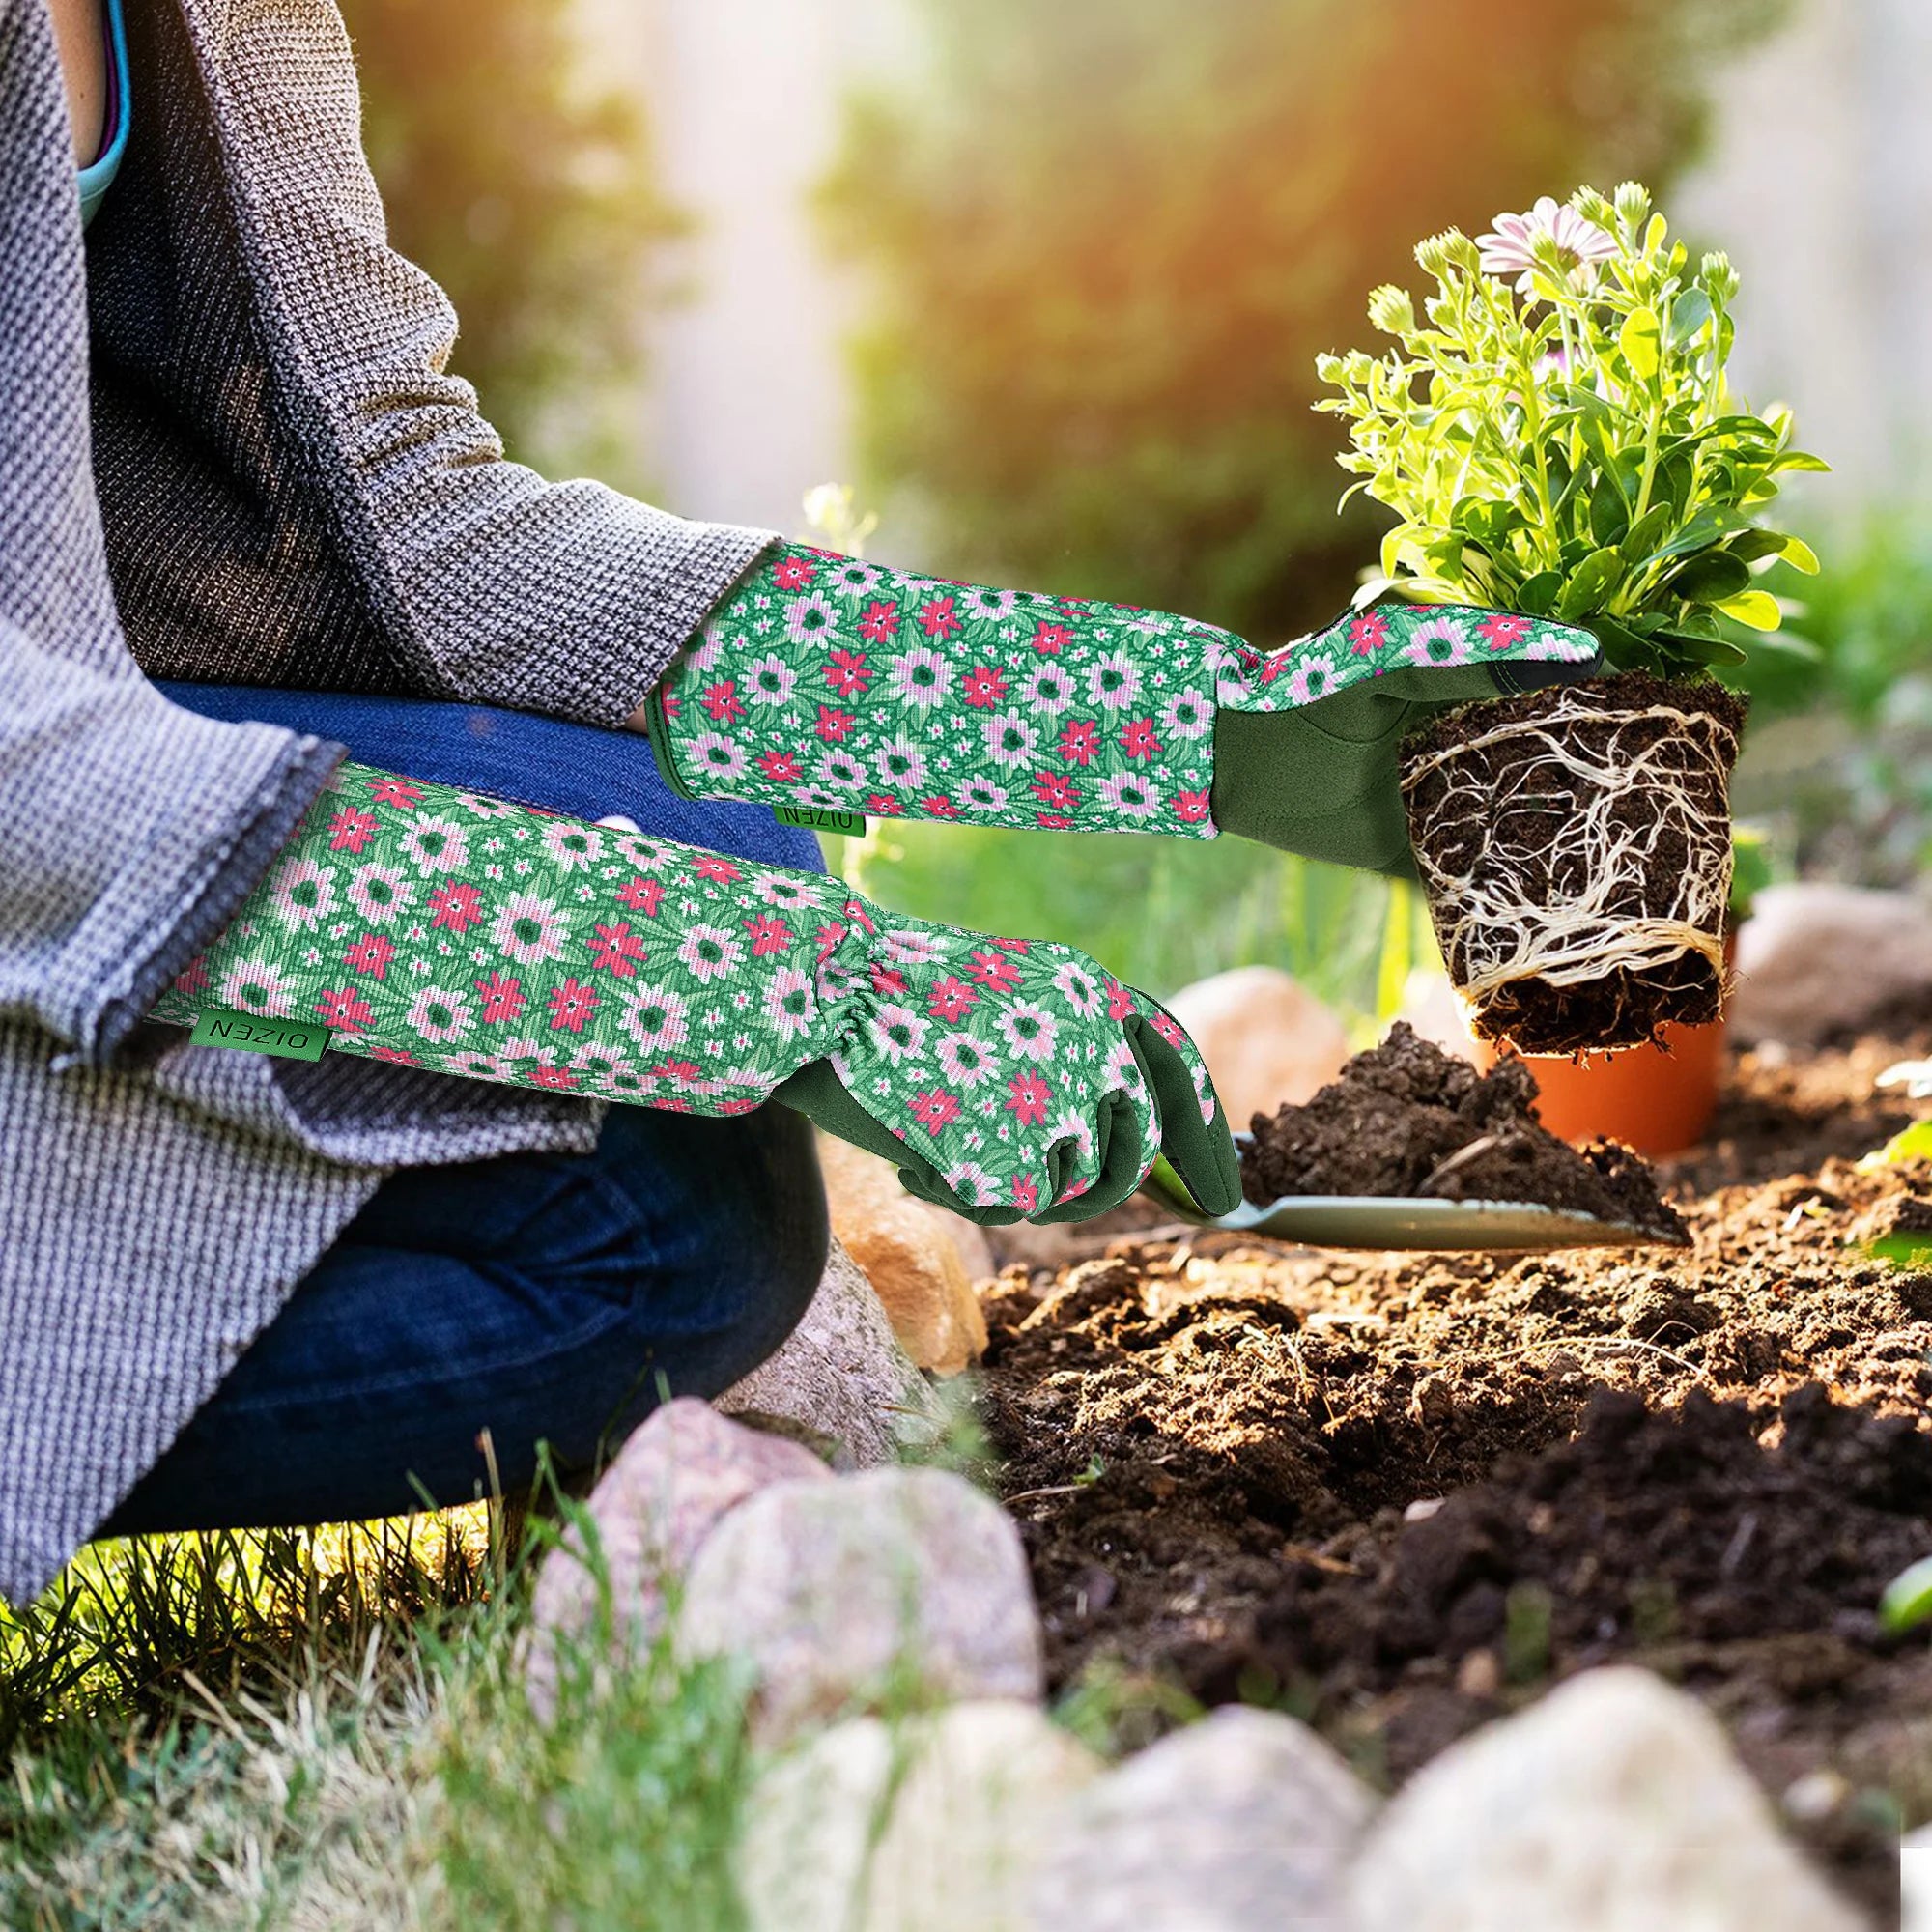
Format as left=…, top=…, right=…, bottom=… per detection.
left=1400, top=670, right=1747, bottom=1057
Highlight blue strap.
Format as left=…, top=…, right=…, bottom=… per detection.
left=77, top=0, right=130, bottom=230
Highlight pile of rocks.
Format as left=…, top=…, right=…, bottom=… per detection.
left=524, top=1393, right=1863, bottom=1930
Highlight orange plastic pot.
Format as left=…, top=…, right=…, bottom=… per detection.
left=1467, top=939, right=1735, bottom=1158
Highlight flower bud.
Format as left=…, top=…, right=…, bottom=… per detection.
left=1366, top=283, right=1416, bottom=336
left=1572, top=186, right=1616, bottom=230
left=1699, top=249, right=1740, bottom=303
left=1613, top=180, right=1652, bottom=232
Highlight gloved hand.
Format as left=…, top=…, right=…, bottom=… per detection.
left=144, top=761, right=1239, bottom=1226
left=641, top=547, right=1603, bottom=875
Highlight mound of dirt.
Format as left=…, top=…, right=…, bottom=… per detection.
left=1239, top=1022, right=1686, bottom=1241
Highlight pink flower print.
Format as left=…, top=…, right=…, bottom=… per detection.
left=368, top=776, right=425, bottom=810
left=677, top=923, right=744, bottom=983
left=1120, top=718, right=1162, bottom=761
left=868, top=1002, right=930, bottom=1065
left=764, top=968, right=816, bottom=1041
left=910, top=1088, right=961, bottom=1132
left=825, top=648, right=871, bottom=696
left=865, top=792, right=901, bottom=817
left=917, top=594, right=964, bottom=642
left=1150, top=1011, right=1186, bottom=1049
left=890, top=646, right=952, bottom=709
left=998, top=1001, right=1057, bottom=1063
left=857, top=601, right=900, bottom=643
left=693, top=855, right=741, bottom=884
left=491, top=894, right=568, bottom=966
left=923, top=794, right=961, bottom=818
left=369, top=1045, right=419, bottom=1065
left=700, top=679, right=745, bottom=724
left=1058, top=718, right=1100, bottom=766
left=772, top=554, right=816, bottom=590
left=1032, top=620, right=1072, bottom=656
left=1159, top=690, right=1213, bottom=741
left=1019, top=663, right=1074, bottom=714
left=690, top=731, right=747, bottom=781
left=982, top=712, right=1037, bottom=768
left=621, top=985, right=690, bottom=1054
left=869, top=961, right=908, bottom=1000
left=528, top=1065, right=581, bottom=1091
left=929, top=975, right=980, bottom=1021
left=428, top=881, right=485, bottom=933
left=1283, top=651, right=1342, bottom=706
left=1401, top=613, right=1475, bottom=668
left=1036, top=813, right=1073, bottom=829
left=1347, top=611, right=1390, bottom=656
left=328, top=805, right=380, bottom=853
left=1175, top=789, right=1212, bottom=823
left=936, top=1031, right=995, bottom=1089
left=475, top=973, right=525, bottom=1024
left=315, top=986, right=373, bottom=1032
left=815, top=705, right=855, bottom=742
left=1009, top=1174, right=1039, bottom=1214
left=1031, top=771, right=1080, bottom=812
left=1105, top=979, right=1137, bottom=1021
left=1094, top=772, right=1162, bottom=820
left=650, top=1057, right=701, bottom=1085
left=783, top=593, right=838, bottom=647
left=1086, top=653, right=1141, bottom=710
left=992, top=937, right=1030, bottom=954
left=659, top=686, right=681, bottom=722
left=616, top=876, right=664, bottom=916
left=588, top=921, right=647, bottom=977
left=968, top=950, right=1023, bottom=992
left=814, top=920, right=847, bottom=964
left=758, top=750, right=803, bottom=783
left=955, top=777, right=1009, bottom=816
left=1006, top=1070, right=1052, bottom=1125
left=270, top=857, right=336, bottom=930
left=546, top=978, right=601, bottom=1034
left=173, top=953, right=211, bottom=995
left=1477, top=612, right=1532, bottom=653
left=962, top=665, right=1009, bottom=708
left=745, top=914, right=794, bottom=957
left=344, top=932, right=395, bottom=980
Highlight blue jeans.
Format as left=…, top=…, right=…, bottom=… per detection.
left=102, top=687, right=831, bottom=1534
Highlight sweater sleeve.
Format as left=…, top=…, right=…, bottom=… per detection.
left=180, top=0, right=774, bottom=730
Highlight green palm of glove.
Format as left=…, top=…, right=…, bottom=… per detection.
left=145, top=761, right=1238, bottom=1227
left=645, top=547, right=1601, bottom=869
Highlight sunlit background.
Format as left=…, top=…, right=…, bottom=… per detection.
left=342, top=0, right=1932, bottom=1025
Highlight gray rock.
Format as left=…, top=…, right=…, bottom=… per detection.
left=520, top=1398, right=830, bottom=1720
left=738, top=1701, right=1100, bottom=1932
left=678, top=1466, right=1044, bottom=1746
left=1731, top=882, right=1932, bottom=1047
left=1026, top=1706, right=1374, bottom=1930
left=1346, top=1666, right=1864, bottom=1932
left=716, top=1236, right=944, bottom=1466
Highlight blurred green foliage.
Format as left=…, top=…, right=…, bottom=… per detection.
left=821, top=0, right=1788, bottom=644
left=342, top=0, right=682, bottom=485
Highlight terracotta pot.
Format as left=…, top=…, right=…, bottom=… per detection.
left=1468, top=938, right=1736, bottom=1158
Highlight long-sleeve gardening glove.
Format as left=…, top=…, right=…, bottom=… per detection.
left=641, top=548, right=1604, bottom=875
left=143, top=762, right=1239, bottom=1226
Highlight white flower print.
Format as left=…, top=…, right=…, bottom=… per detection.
left=609, top=832, right=673, bottom=872
left=1051, top=958, right=1104, bottom=1016
left=783, top=592, right=838, bottom=648
left=407, top=985, right=474, bottom=1044
left=873, top=736, right=929, bottom=791
left=961, top=587, right=1018, bottom=622
left=688, top=732, right=748, bottom=784
left=1086, top=653, right=1141, bottom=711
left=346, top=863, right=411, bottom=926
left=269, top=857, right=336, bottom=931
left=981, top=711, right=1037, bottom=768
left=889, top=646, right=952, bottom=710
left=685, top=619, right=730, bottom=674
left=830, top=559, right=884, bottom=598
left=400, top=815, right=469, bottom=872
left=1048, top=1107, right=1094, bottom=1167
left=1101, top=1037, right=1145, bottom=1096
left=540, top=819, right=604, bottom=871
left=1018, top=664, right=1075, bottom=715
left=955, top=777, right=1010, bottom=814
left=441, top=1049, right=498, bottom=1079
left=620, top=983, right=690, bottom=1053
left=816, top=749, right=867, bottom=791
left=868, top=1001, right=931, bottom=1066
left=746, top=653, right=800, bottom=706
left=489, top=893, right=569, bottom=965
left=453, top=790, right=519, bottom=819
left=763, top=967, right=817, bottom=1041
left=677, top=923, right=744, bottom=983
left=880, top=927, right=952, bottom=967
left=997, top=1001, right=1059, bottom=1063
left=1159, top=689, right=1213, bottom=741
left=943, top=1161, right=1000, bottom=1206
left=753, top=872, right=824, bottom=910
left=1401, top=613, right=1475, bottom=668
left=936, top=1030, right=997, bottom=1089
left=216, top=959, right=298, bottom=1018
left=1282, top=650, right=1344, bottom=707
left=1094, top=772, right=1162, bottom=820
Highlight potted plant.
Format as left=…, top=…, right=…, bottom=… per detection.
left=1318, top=183, right=1825, bottom=1056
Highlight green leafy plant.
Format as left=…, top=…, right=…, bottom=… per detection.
left=1316, top=182, right=1826, bottom=680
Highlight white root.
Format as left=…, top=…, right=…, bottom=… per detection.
left=1400, top=696, right=1737, bottom=1015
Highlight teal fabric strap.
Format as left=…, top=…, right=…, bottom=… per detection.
left=77, top=0, right=130, bottom=231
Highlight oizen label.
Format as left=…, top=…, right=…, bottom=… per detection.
left=773, top=806, right=867, bottom=838
left=187, top=1007, right=332, bottom=1062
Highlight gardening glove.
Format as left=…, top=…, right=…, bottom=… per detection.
left=143, top=761, right=1240, bottom=1226
left=641, top=546, right=1605, bottom=876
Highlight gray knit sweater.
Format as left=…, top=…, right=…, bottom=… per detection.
left=0, top=0, right=773, bottom=1604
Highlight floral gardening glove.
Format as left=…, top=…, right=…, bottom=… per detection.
left=642, top=547, right=1603, bottom=875
left=145, top=762, right=1240, bottom=1226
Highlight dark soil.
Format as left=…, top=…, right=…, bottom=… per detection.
left=1240, top=1022, right=1687, bottom=1242
left=1400, top=669, right=1748, bottom=1056
left=980, top=1017, right=1932, bottom=1926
